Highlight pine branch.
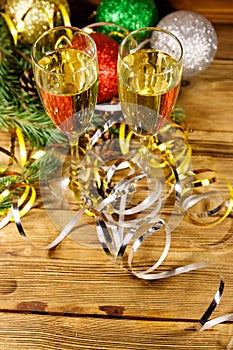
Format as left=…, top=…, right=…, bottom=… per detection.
left=0, top=101, right=67, bottom=149
left=0, top=18, right=67, bottom=149
left=21, top=148, right=62, bottom=183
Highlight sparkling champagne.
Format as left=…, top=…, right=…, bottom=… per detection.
left=35, top=48, right=98, bottom=135
left=118, top=49, right=182, bottom=136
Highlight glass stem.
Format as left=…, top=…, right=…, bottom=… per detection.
left=69, top=137, right=80, bottom=183
left=142, top=135, right=153, bottom=151
left=137, top=136, right=154, bottom=171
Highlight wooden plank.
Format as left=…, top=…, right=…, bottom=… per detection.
left=178, top=59, right=233, bottom=133
left=0, top=312, right=233, bottom=349
left=0, top=205, right=233, bottom=322
left=214, top=24, right=233, bottom=60
left=159, top=0, right=233, bottom=24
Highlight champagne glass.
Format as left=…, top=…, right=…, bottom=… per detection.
left=31, top=26, right=98, bottom=202
left=118, top=27, right=183, bottom=149
left=117, top=27, right=183, bottom=229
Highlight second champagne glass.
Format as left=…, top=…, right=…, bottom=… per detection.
left=117, top=27, right=183, bottom=220
left=118, top=27, right=183, bottom=141
left=31, top=26, right=98, bottom=202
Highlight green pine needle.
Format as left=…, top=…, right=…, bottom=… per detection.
left=0, top=18, right=66, bottom=149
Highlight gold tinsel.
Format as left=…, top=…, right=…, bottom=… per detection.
left=4, top=0, right=70, bottom=44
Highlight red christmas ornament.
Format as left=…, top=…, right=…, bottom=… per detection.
left=90, top=32, right=119, bottom=103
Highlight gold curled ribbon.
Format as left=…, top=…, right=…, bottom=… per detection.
left=182, top=169, right=233, bottom=227
left=119, top=123, right=133, bottom=155
left=0, top=12, right=18, bottom=45
left=16, top=128, right=27, bottom=167
left=0, top=128, right=43, bottom=227
left=0, top=181, right=36, bottom=227
left=58, top=4, right=71, bottom=27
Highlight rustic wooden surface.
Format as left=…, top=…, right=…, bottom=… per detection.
left=0, top=1, right=233, bottom=349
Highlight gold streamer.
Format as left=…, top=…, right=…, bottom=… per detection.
left=183, top=169, right=233, bottom=227
left=58, top=4, right=71, bottom=27
left=119, top=123, right=133, bottom=155
left=0, top=12, right=18, bottom=45
left=0, top=128, right=42, bottom=224
left=16, top=128, right=27, bottom=167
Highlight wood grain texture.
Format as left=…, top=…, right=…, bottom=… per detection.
left=0, top=313, right=233, bottom=349
left=178, top=60, right=233, bottom=134
left=160, top=0, right=233, bottom=23
left=0, top=5, right=233, bottom=350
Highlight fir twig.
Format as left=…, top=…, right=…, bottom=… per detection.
left=21, top=148, right=62, bottom=183
left=0, top=18, right=66, bottom=149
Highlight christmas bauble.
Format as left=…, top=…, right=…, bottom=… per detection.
left=95, top=0, right=159, bottom=33
left=91, top=32, right=119, bottom=103
left=156, top=10, right=218, bottom=78
left=4, top=0, right=70, bottom=44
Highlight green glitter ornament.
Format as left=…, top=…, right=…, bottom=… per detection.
left=95, top=0, right=159, bottom=33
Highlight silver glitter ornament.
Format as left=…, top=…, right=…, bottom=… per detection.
left=156, top=10, right=218, bottom=78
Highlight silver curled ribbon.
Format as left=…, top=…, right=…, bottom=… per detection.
left=1, top=103, right=233, bottom=346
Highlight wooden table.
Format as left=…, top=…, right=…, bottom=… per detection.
left=0, top=2, right=233, bottom=349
